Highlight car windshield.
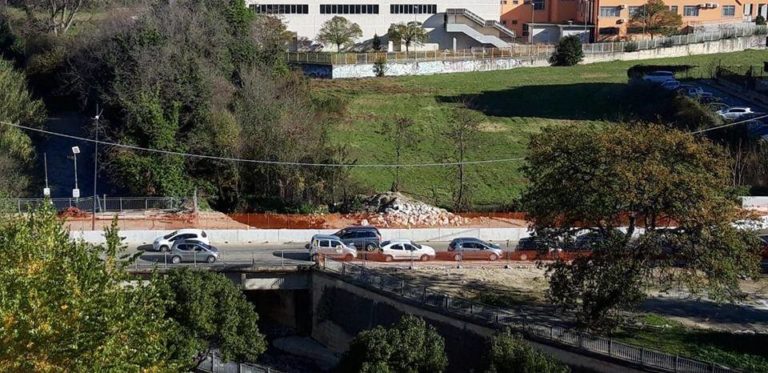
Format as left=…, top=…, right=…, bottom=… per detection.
left=163, top=231, right=177, bottom=239
left=412, top=242, right=422, bottom=249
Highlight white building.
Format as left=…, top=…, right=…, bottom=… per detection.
left=246, top=1, right=517, bottom=50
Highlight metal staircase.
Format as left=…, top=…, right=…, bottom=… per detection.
left=445, top=8, right=516, bottom=48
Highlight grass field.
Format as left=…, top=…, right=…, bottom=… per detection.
left=314, top=49, right=768, bottom=208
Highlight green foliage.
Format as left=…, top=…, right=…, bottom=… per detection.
left=373, top=56, right=388, bottom=77
left=549, top=36, right=583, bottom=66
left=388, top=21, right=428, bottom=53
left=487, top=329, right=569, bottom=373
left=628, top=0, right=682, bottom=39
left=521, top=124, right=762, bottom=331
left=372, top=33, right=382, bottom=51
left=155, top=268, right=267, bottom=369
left=336, top=315, right=448, bottom=373
left=0, top=206, right=179, bottom=371
left=0, top=58, right=45, bottom=197
left=624, top=42, right=639, bottom=52
left=317, top=16, right=362, bottom=52
left=756, top=15, right=767, bottom=25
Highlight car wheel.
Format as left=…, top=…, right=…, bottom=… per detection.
left=384, top=255, right=394, bottom=262
left=419, top=255, right=429, bottom=262
left=171, top=256, right=181, bottom=264
left=454, top=254, right=462, bottom=261
left=206, top=256, right=216, bottom=264
left=160, top=245, right=169, bottom=252
left=366, top=243, right=377, bottom=252
left=344, top=254, right=355, bottom=262
left=489, top=253, right=499, bottom=261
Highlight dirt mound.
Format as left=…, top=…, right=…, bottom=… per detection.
left=351, top=192, right=470, bottom=227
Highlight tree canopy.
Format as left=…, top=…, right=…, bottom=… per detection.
left=388, top=21, right=428, bottom=53
left=629, top=0, right=682, bottom=39
left=521, top=124, right=762, bottom=331
left=549, top=35, right=583, bottom=66
left=336, top=315, right=448, bottom=373
left=487, top=329, right=569, bottom=373
left=317, top=16, right=362, bottom=52
left=0, top=207, right=179, bottom=371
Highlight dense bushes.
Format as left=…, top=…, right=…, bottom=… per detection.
left=549, top=36, right=583, bottom=66
left=487, top=329, right=570, bottom=373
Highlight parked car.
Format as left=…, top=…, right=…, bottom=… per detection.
left=516, top=236, right=562, bottom=251
left=379, top=239, right=435, bottom=262
left=308, top=234, right=357, bottom=261
left=448, top=237, right=503, bottom=261
left=169, top=240, right=219, bottom=264
left=332, top=226, right=382, bottom=251
left=677, top=85, right=707, bottom=98
left=642, top=71, right=676, bottom=84
left=716, top=106, right=754, bottom=120
left=660, top=80, right=681, bottom=91
left=152, top=229, right=209, bottom=252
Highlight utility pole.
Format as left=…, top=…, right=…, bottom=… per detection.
left=72, top=146, right=80, bottom=203
left=92, top=104, right=103, bottom=231
left=43, top=152, right=50, bottom=197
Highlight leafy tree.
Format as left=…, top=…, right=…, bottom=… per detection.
left=20, top=0, right=104, bottom=35
left=521, top=124, right=762, bottom=331
left=0, top=206, right=179, bottom=371
left=378, top=116, right=418, bottom=191
left=373, top=56, right=388, bottom=77
left=156, top=268, right=267, bottom=369
left=388, top=21, right=428, bottom=53
left=317, top=16, right=362, bottom=52
left=629, top=0, right=682, bottom=39
left=756, top=15, right=767, bottom=25
left=549, top=35, right=583, bottom=66
left=443, top=107, right=482, bottom=211
left=0, top=58, right=45, bottom=197
left=372, top=33, right=382, bottom=51
left=487, top=329, right=569, bottom=373
left=336, top=315, right=448, bottom=373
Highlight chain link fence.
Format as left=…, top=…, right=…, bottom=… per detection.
left=323, top=261, right=737, bottom=373
left=2, top=197, right=181, bottom=214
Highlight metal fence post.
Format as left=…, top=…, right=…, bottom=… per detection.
left=641, top=348, right=646, bottom=365
left=675, top=355, right=679, bottom=372
left=609, top=339, right=613, bottom=356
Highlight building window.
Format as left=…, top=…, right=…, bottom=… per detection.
left=628, top=6, right=641, bottom=16
left=669, top=5, right=678, bottom=13
left=251, top=4, right=309, bottom=13
left=390, top=4, right=437, bottom=14
left=533, top=0, right=545, bottom=10
left=683, top=5, right=699, bottom=16
left=744, top=4, right=753, bottom=15
left=321, top=4, right=379, bottom=13
left=512, top=19, right=518, bottom=24
left=598, top=27, right=619, bottom=34
left=522, top=23, right=529, bottom=36
left=722, top=5, right=735, bottom=16
left=599, top=6, right=621, bottom=16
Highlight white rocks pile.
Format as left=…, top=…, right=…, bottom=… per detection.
left=358, top=192, right=469, bottom=227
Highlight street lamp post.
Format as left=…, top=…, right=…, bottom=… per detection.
left=92, top=106, right=102, bottom=230
left=525, top=0, right=536, bottom=44
left=72, top=146, right=80, bottom=202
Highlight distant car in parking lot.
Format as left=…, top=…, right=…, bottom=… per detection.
left=660, top=80, right=681, bottom=90
left=333, top=226, right=382, bottom=251
left=717, top=107, right=755, bottom=120
left=153, top=229, right=209, bottom=252
left=642, top=71, right=676, bottom=84
left=448, top=237, right=503, bottom=261
left=169, top=240, right=219, bottom=264
left=379, top=239, right=435, bottom=262
left=308, top=234, right=356, bottom=261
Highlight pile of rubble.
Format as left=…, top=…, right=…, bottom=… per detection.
left=356, top=192, right=469, bottom=227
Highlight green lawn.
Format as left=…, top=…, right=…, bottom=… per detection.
left=314, top=49, right=768, bottom=208
left=615, top=314, right=768, bottom=372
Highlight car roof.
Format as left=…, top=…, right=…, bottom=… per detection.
left=312, top=234, right=342, bottom=240
left=727, top=107, right=751, bottom=110
left=452, top=237, right=483, bottom=242
left=648, top=71, right=674, bottom=75
left=173, top=229, right=203, bottom=234
left=340, top=226, right=379, bottom=231
left=385, top=239, right=413, bottom=243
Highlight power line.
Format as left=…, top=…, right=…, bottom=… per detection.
left=0, top=121, right=525, bottom=168
left=688, top=113, right=768, bottom=134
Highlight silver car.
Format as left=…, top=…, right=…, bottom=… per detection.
left=169, top=240, right=220, bottom=264
left=308, top=234, right=357, bottom=261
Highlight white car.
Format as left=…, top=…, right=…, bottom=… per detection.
left=642, top=71, right=676, bottom=84
left=152, top=229, right=209, bottom=252
left=716, top=107, right=754, bottom=120
left=379, top=240, right=436, bottom=262
left=660, top=80, right=681, bottom=91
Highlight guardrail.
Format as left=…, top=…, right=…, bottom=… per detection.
left=197, top=352, right=283, bottom=373
left=324, top=261, right=736, bottom=373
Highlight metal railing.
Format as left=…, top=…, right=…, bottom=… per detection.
left=584, top=24, right=767, bottom=54
left=324, top=261, right=737, bottom=373
left=2, top=196, right=181, bottom=213
left=285, top=46, right=554, bottom=65
left=197, top=352, right=283, bottom=373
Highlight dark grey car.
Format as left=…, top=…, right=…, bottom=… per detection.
left=333, top=226, right=382, bottom=251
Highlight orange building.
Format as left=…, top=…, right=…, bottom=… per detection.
left=500, top=0, right=767, bottom=42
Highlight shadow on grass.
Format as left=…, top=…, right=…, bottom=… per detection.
left=436, top=83, right=628, bottom=120
left=639, top=297, right=768, bottom=327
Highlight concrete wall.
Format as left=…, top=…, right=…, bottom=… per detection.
left=311, top=271, right=645, bottom=373
left=297, top=34, right=765, bottom=78
left=743, top=196, right=768, bottom=209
